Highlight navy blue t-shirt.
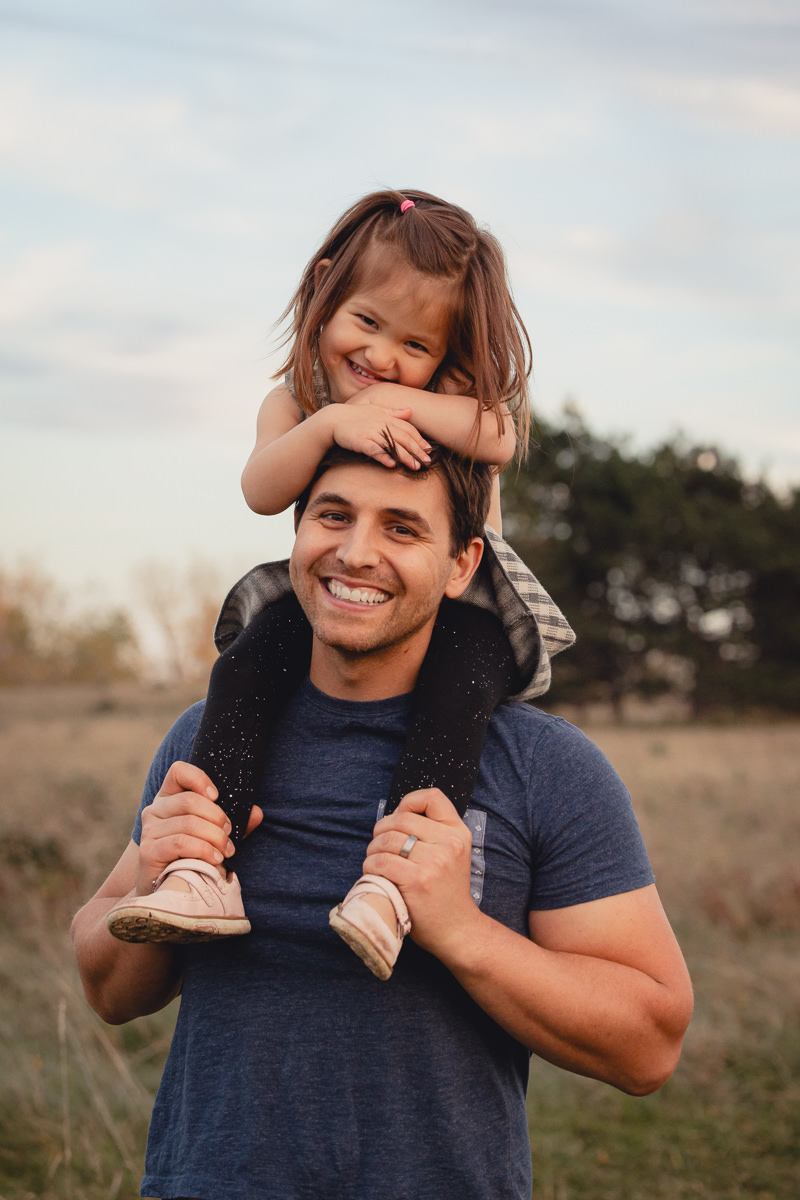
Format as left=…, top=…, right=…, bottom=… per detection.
left=135, top=680, right=653, bottom=1200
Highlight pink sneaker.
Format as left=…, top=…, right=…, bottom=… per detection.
left=106, top=858, right=251, bottom=943
left=329, top=873, right=411, bottom=981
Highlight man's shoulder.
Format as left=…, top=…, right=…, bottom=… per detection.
left=158, top=700, right=206, bottom=761
left=489, top=701, right=590, bottom=750
left=484, top=701, right=625, bottom=794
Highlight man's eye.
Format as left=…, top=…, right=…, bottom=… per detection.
left=320, top=510, right=348, bottom=523
left=390, top=524, right=415, bottom=537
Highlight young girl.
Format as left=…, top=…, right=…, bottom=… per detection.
left=107, top=189, right=574, bottom=977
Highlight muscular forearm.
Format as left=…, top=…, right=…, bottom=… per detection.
left=368, top=793, right=691, bottom=1097
left=71, top=895, right=183, bottom=1024
left=435, top=903, right=692, bottom=1096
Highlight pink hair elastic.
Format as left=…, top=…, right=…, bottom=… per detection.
left=400, top=199, right=415, bottom=213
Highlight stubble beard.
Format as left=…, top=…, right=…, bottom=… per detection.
left=314, top=607, right=437, bottom=662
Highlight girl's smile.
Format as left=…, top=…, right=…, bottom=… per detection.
left=346, top=359, right=388, bottom=386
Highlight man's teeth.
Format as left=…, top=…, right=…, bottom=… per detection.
left=327, top=580, right=388, bottom=605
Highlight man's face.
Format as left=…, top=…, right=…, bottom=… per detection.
left=290, top=463, right=480, bottom=677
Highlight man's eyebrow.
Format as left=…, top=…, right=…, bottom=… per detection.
left=307, top=491, right=350, bottom=509
left=308, top=492, right=435, bottom=536
left=383, top=506, right=434, bottom=536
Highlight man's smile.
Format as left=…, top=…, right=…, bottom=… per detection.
left=324, top=577, right=391, bottom=606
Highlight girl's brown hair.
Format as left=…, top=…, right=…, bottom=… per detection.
left=276, top=188, right=531, bottom=449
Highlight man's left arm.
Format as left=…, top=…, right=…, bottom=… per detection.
left=365, top=790, right=693, bottom=1097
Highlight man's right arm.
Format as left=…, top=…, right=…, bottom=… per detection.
left=71, top=760, right=248, bottom=1025
left=70, top=840, right=184, bottom=1024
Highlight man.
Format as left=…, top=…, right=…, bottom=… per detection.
left=72, top=445, right=692, bottom=1200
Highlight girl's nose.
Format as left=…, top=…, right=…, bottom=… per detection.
left=365, top=338, right=396, bottom=374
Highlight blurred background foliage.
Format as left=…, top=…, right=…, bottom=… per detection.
left=2, top=409, right=799, bottom=716
left=504, top=407, right=800, bottom=717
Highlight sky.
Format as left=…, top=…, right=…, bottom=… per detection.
left=1, top=0, right=798, bottom=631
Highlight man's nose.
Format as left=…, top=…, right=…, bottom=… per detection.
left=337, top=519, right=381, bottom=569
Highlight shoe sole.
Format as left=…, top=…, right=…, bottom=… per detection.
left=329, top=905, right=392, bottom=981
left=107, top=907, right=251, bottom=944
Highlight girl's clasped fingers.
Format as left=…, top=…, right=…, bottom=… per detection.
left=387, top=422, right=432, bottom=470
left=335, top=405, right=430, bottom=469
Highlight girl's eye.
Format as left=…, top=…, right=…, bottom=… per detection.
left=406, top=341, right=428, bottom=354
left=358, top=314, right=378, bottom=329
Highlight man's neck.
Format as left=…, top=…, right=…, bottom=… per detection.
left=308, top=638, right=427, bottom=702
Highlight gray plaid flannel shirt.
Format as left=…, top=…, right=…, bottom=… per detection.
left=214, top=526, right=574, bottom=703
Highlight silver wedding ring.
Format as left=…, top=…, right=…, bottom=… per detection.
left=398, top=834, right=418, bottom=859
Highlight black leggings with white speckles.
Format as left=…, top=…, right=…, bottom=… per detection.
left=189, top=596, right=517, bottom=854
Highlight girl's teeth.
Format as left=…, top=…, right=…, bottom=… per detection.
left=352, top=362, right=379, bottom=380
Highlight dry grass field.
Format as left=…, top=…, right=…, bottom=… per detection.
left=0, top=683, right=798, bottom=1199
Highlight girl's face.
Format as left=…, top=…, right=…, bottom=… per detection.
left=316, top=253, right=455, bottom=405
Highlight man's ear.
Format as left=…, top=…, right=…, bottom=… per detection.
left=444, top=537, right=484, bottom=600
left=314, top=258, right=332, bottom=289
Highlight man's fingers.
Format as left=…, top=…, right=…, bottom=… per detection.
left=244, top=805, right=264, bottom=838
left=369, top=790, right=471, bottom=860
left=142, top=806, right=234, bottom=853
left=393, top=787, right=462, bottom=823
left=158, top=759, right=218, bottom=802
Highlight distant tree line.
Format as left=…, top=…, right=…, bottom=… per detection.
left=0, top=565, right=138, bottom=686
left=0, top=561, right=220, bottom=686
left=3, top=414, right=798, bottom=716
left=503, top=406, right=800, bottom=716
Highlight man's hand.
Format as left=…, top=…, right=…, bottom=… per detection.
left=135, top=761, right=263, bottom=896
left=362, top=788, right=477, bottom=957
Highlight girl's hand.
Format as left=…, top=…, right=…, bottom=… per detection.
left=330, top=402, right=431, bottom=470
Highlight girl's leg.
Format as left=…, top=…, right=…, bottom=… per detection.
left=330, top=601, right=518, bottom=977
left=385, top=599, right=518, bottom=819
left=107, top=595, right=312, bottom=944
left=189, top=593, right=312, bottom=850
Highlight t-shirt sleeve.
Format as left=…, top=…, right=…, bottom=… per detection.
left=526, top=716, right=655, bottom=910
left=131, top=702, right=205, bottom=844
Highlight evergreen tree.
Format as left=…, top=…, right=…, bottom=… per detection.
left=502, top=408, right=799, bottom=715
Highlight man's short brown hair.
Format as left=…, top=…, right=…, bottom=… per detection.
left=295, top=442, right=493, bottom=558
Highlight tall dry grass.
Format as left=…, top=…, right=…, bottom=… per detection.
left=0, top=684, right=798, bottom=1198
left=527, top=719, right=800, bottom=1199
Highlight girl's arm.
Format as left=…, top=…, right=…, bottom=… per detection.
left=487, top=476, right=503, bottom=536
left=354, top=381, right=517, bottom=467
left=241, top=384, right=433, bottom=515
